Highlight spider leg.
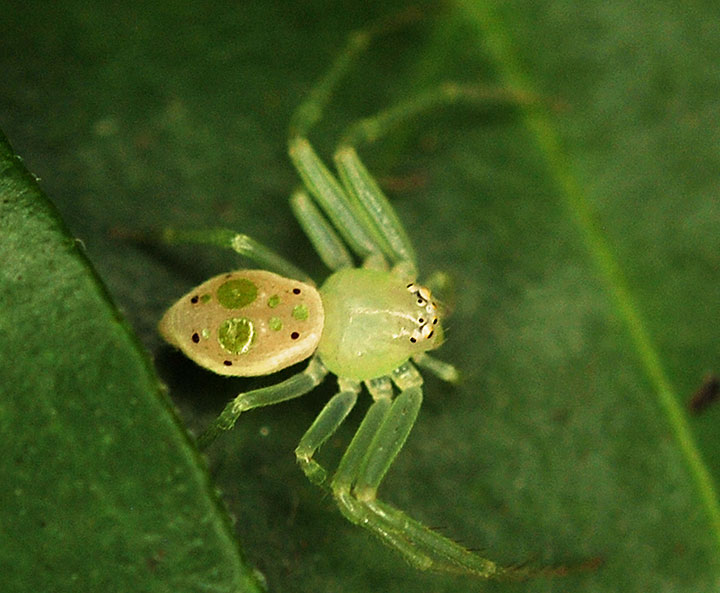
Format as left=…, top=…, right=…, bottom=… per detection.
left=339, top=82, right=538, bottom=152
left=289, top=133, right=420, bottom=274
left=197, top=357, right=327, bottom=449
left=295, top=380, right=360, bottom=486
left=288, top=7, right=426, bottom=140
left=288, top=28, right=371, bottom=141
left=331, top=83, right=538, bottom=276
left=413, top=352, right=460, bottom=385
left=288, top=138, right=382, bottom=261
left=333, top=146, right=417, bottom=271
left=288, top=33, right=531, bottom=281
left=290, top=190, right=354, bottom=271
left=288, top=14, right=542, bottom=277
left=328, top=382, right=542, bottom=579
left=287, top=19, right=418, bottom=269
left=160, top=227, right=312, bottom=283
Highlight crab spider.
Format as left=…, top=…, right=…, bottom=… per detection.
left=158, top=25, right=572, bottom=581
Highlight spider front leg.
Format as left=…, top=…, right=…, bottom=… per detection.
left=290, top=190, right=354, bottom=272
left=288, top=25, right=536, bottom=276
left=330, top=383, right=494, bottom=576
left=289, top=137, right=418, bottom=276
left=327, top=379, right=540, bottom=580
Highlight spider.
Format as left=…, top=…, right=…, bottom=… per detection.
left=158, top=23, right=570, bottom=581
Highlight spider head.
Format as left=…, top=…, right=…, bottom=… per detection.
left=406, top=282, right=443, bottom=350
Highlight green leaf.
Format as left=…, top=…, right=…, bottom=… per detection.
left=0, top=134, right=264, bottom=591
left=1, top=1, right=718, bottom=592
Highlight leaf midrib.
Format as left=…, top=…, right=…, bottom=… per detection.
left=458, top=0, right=720, bottom=553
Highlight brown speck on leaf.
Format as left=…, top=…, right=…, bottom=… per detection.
left=688, top=373, right=720, bottom=414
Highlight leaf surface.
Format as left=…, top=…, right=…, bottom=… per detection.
left=1, top=1, right=718, bottom=591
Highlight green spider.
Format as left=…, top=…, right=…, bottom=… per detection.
left=158, top=26, right=568, bottom=581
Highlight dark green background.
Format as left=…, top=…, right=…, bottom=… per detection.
left=2, top=1, right=719, bottom=591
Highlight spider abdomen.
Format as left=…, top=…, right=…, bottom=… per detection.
left=159, top=270, right=324, bottom=376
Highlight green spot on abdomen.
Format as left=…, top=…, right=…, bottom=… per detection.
left=269, top=317, right=283, bottom=331
left=217, top=278, right=258, bottom=309
left=292, top=304, right=309, bottom=321
left=267, top=294, right=280, bottom=308
left=200, top=293, right=212, bottom=304
left=218, top=317, right=255, bottom=354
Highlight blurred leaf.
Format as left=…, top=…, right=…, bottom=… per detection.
left=1, top=1, right=718, bottom=592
